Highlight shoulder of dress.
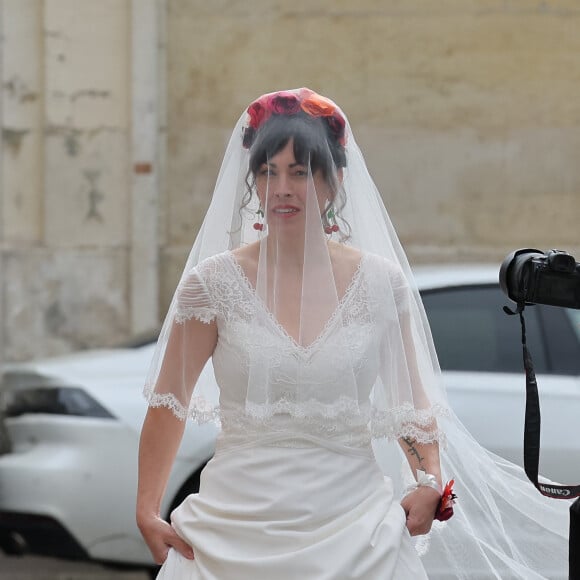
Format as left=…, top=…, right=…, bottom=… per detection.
left=361, top=252, right=405, bottom=279
left=192, top=251, right=252, bottom=319
left=189, top=251, right=234, bottom=279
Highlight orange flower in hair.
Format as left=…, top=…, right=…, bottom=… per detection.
left=300, top=94, right=336, bottom=118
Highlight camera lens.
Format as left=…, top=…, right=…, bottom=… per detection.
left=499, top=248, right=545, bottom=303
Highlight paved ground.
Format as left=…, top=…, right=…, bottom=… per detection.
left=0, top=553, right=150, bottom=580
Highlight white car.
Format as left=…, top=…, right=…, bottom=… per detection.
left=0, top=342, right=218, bottom=570
left=0, top=265, right=579, bottom=572
left=416, top=265, right=580, bottom=483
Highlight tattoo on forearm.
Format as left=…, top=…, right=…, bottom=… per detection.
left=402, top=437, right=425, bottom=470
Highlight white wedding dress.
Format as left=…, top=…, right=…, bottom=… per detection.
left=147, top=88, right=570, bottom=579
left=156, top=250, right=429, bottom=579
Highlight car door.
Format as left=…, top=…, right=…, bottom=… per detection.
left=420, top=284, right=580, bottom=485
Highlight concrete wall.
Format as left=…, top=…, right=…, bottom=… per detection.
left=0, top=0, right=163, bottom=361
left=163, top=0, right=580, bottom=309
left=1, top=0, right=579, bottom=361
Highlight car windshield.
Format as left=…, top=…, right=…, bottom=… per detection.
left=567, top=309, right=580, bottom=343
left=421, top=285, right=549, bottom=373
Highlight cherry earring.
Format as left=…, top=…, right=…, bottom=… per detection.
left=324, top=207, right=339, bottom=234
left=253, top=207, right=264, bottom=231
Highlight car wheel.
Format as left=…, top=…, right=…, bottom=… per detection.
left=166, top=463, right=207, bottom=518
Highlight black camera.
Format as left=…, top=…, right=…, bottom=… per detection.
left=500, top=249, right=580, bottom=570
left=499, top=248, right=580, bottom=309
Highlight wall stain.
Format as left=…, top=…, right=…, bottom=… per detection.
left=2, top=128, right=30, bottom=157
left=2, top=76, right=38, bottom=103
left=65, top=132, right=81, bottom=156
left=13, top=191, right=23, bottom=210
left=45, top=302, right=67, bottom=335
left=70, top=89, right=111, bottom=102
left=44, top=29, right=64, bottom=39
left=84, top=170, right=105, bottom=222
left=44, top=126, right=83, bottom=156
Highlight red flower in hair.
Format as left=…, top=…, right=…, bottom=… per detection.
left=327, top=113, right=346, bottom=146
left=269, top=92, right=301, bottom=115
left=247, top=100, right=271, bottom=129
left=435, top=479, right=457, bottom=522
left=243, top=89, right=348, bottom=149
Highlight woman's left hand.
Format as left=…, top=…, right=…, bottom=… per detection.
left=400, top=486, right=441, bottom=536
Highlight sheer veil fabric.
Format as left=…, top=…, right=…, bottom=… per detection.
left=144, top=88, right=569, bottom=578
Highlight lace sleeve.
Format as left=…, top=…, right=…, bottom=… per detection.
left=389, top=262, right=411, bottom=313
left=175, top=266, right=217, bottom=324
left=369, top=256, right=448, bottom=445
left=143, top=258, right=221, bottom=423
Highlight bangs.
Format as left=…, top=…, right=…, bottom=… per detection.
left=249, top=113, right=345, bottom=178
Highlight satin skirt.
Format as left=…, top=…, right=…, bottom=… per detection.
left=157, top=437, right=427, bottom=580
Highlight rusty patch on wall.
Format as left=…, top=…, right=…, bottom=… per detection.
left=134, top=162, right=153, bottom=174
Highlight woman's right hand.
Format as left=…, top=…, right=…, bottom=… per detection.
left=138, top=514, right=195, bottom=565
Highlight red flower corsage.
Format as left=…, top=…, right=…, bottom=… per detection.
left=435, top=479, right=457, bottom=522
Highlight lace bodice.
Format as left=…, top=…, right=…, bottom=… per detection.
left=148, top=251, right=446, bottom=449
left=146, top=252, right=446, bottom=448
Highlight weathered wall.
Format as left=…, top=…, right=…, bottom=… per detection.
left=1, top=0, right=134, bottom=361
left=2, top=0, right=580, bottom=361
left=163, top=0, right=580, bottom=312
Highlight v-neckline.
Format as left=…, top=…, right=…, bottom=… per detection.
left=225, top=250, right=365, bottom=354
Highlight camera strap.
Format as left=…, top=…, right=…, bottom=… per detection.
left=503, top=303, right=580, bottom=499
left=504, top=303, right=580, bottom=580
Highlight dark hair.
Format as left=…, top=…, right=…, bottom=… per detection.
left=242, top=112, right=350, bottom=238
left=248, top=112, right=346, bottom=179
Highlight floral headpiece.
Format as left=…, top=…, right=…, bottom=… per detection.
left=242, top=88, right=347, bottom=149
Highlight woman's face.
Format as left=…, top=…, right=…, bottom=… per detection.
left=254, top=140, right=334, bottom=230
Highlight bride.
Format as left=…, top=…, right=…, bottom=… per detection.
left=137, top=88, right=569, bottom=579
